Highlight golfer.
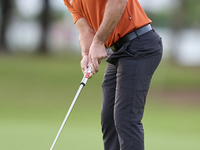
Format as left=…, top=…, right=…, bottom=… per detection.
left=64, top=0, right=163, bottom=150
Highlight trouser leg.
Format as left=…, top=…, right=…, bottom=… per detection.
left=114, top=52, right=162, bottom=150
left=101, top=30, right=163, bottom=150
left=101, top=63, right=120, bottom=150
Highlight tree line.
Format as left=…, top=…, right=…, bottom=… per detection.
left=0, top=0, right=199, bottom=54
left=0, top=0, right=50, bottom=53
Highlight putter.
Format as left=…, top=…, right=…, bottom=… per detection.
left=50, top=65, right=92, bottom=150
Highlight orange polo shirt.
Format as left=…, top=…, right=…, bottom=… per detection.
left=64, top=0, right=151, bottom=47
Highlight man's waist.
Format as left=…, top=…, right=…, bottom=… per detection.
left=110, top=24, right=153, bottom=52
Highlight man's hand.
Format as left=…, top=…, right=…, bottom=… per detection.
left=76, top=18, right=95, bottom=77
left=80, top=54, right=94, bottom=78
left=76, top=0, right=128, bottom=77
left=89, top=41, right=107, bottom=74
left=87, top=0, right=127, bottom=74
left=80, top=54, right=88, bottom=74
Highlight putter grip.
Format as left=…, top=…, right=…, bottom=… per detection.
left=80, top=65, right=92, bottom=86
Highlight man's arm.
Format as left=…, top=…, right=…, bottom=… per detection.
left=89, top=0, right=128, bottom=73
left=75, top=18, right=95, bottom=75
left=94, top=0, right=128, bottom=45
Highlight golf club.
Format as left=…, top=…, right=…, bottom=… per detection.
left=50, top=65, right=92, bottom=150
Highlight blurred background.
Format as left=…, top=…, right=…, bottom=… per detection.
left=0, top=0, right=200, bottom=150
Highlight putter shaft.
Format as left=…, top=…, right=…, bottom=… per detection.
left=50, top=84, right=83, bottom=150
left=50, top=65, right=92, bottom=150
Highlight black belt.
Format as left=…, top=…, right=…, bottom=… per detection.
left=110, top=24, right=153, bottom=51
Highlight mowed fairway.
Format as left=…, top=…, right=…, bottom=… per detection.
left=0, top=54, right=200, bottom=150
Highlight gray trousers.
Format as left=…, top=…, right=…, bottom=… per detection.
left=101, top=30, right=163, bottom=150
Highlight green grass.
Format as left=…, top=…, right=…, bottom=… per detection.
left=151, top=60, right=200, bottom=89
left=143, top=101, right=200, bottom=150
left=0, top=54, right=200, bottom=150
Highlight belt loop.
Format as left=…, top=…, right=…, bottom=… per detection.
left=134, top=30, right=139, bottom=38
left=134, top=29, right=139, bottom=38
left=150, top=24, right=155, bottom=31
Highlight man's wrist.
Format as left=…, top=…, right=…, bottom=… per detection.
left=92, top=38, right=105, bottom=47
left=82, top=53, right=88, bottom=58
left=93, top=33, right=106, bottom=45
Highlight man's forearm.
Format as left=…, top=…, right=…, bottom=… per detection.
left=76, top=18, right=95, bottom=57
left=93, top=0, right=128, bottom=45
left=79, top=29, right=95, bottom=57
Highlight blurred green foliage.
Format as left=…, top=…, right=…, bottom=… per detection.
left=147, top=0, right=200, bottom=28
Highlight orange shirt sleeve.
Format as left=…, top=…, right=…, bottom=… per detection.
left=63, top=0, right=83, bottom=23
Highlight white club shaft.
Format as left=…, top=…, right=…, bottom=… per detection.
left=50, top=65, right=92, bottom=150
left=50, top=84, right=84, bottom=150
